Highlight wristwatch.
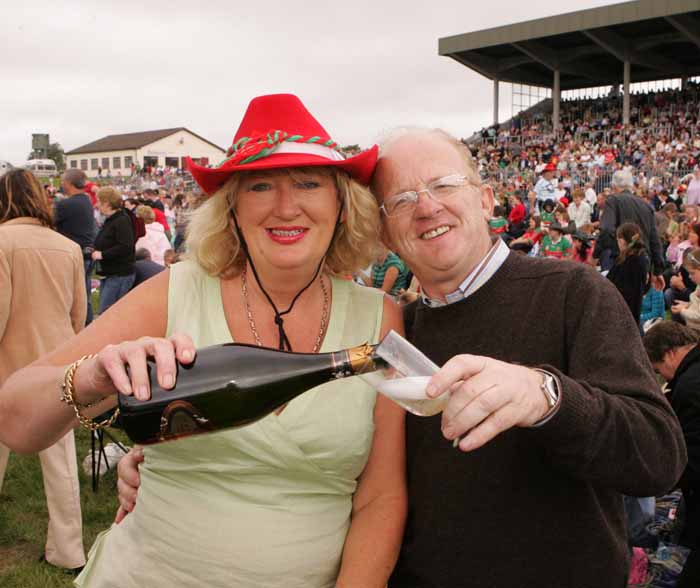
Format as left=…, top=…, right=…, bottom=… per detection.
left=531, top=368, right=561, bottom=427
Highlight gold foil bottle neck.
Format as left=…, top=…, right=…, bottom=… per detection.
left=347, top=342, right=379, bottom=374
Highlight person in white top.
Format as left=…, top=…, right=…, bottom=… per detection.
left=553, top=181, right=567, bottom=204
left=681, top=167, right=700, bottom=207
left=567, top=189, right=592, bottom=228
left=161, top=194, right=176, bottom=228
left=134, top=205, right=171, bottom=266
left=534, top=162, right=557, bottom=210
left=584, top=182, right=597, bottom=208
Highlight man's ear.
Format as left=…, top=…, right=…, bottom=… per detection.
left=379, top=219, right=396, bottom=252
left=480, top=184, right=495, bottom=221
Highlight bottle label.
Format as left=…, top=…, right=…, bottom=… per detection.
left=159, top=399, right=215, bottom=442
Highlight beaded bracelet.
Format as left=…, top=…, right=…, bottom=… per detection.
left=60, top=354, right=120, bottom=431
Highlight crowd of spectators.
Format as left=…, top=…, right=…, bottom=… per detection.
left=473, top=81, right=700, bottom=198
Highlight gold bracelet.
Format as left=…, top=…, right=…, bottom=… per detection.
left=60, top=354, right=120, bottom=431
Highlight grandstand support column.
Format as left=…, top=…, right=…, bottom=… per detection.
left=493, top=79, right=499, bottom=125
left=682, top=77, right=688, bottom=90
left=552, top=69, right=560, bottom=131
left=623, top=60, right=631, bottom=125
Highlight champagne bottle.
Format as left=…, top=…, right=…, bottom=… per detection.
left=118, top=342, right=387, bottom=445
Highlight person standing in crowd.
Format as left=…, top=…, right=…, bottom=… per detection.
left=671, top=248, right=700, bottom=330
left=161, top=193, right=176, bottom=228
left=681, top=167, right=700, bottom=207
left=171, top=193, right=189, bottom=251
left=92, top=187, right=136, bottom=314
left=567, top=188, right=592, bottom=229
left=370, top=128, right=685, bottom=588
left=144, top=188, right=171, bottom=239
left=591, top=189, right=606, bottom=226
left=594, top=169, right=665, bottom=290
left=0, top=170, right=86, bottom=573
left=644, top=321, right=700, bottom=588
left=0, top=94, right=406, bottom=588
left=56, top=169, right=97, bottom=324
left=123, top=197, right=146, bottom=242
left=584, top=181, right=597, bottom=208
left=534, top=162, right=557, bottom=211
left=131, top=248, right=165, bottom=289
left=134, top=204, right=171, bottom=266
left=370, top=245, right=410, bottom=298
left=607, top=222, right=650, bottom=325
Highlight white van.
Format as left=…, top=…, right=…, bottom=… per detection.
left=25, top=158, right=57, bottom=178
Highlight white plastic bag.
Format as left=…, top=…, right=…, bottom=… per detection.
left=82, top=442, right=130, bottom=477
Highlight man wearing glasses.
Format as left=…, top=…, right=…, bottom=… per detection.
left=371, top=128, right=687, bottom=588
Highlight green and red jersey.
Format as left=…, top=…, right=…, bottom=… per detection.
left=489, top=217, right=507, bottom=235
left=541, top=235, right=572, bottom=259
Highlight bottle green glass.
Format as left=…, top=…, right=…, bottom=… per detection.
left=118, top=342, right=386, bottom=445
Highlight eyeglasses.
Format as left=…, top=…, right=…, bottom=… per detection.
left=380, top=174, right=474, bottom=217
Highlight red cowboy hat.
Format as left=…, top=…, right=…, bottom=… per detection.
left=186, top=94, right=377, bottom=195
left=542, top=162, right=557, bottom=172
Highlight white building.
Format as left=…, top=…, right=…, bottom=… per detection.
left=65, top=127, right=225, bottom=177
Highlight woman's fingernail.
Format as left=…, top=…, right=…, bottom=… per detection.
left=137, top=385, right=148, bottom=399
left=426, top=384, right=437, bottom=397
left=182, top=350, right=194, bottom=362
left=162, top=373, right=174, bottom=389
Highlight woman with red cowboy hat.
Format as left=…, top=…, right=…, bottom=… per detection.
left=0, top=94, right=406, bottom=587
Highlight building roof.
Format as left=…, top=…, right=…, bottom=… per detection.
left=66, top=127, right=224, bottom=155
left=439, top=0, right=700, bottom=90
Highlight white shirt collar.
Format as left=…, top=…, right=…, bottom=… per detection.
left=421, top=239, right=510, bottom=308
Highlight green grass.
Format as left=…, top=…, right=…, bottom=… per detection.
left=0, top=428, right=128, bottom=586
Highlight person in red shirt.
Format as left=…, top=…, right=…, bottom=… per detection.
left=151, top=206, right=171, bottom=239
left=84, top=182, right=98, bottom=207
left=509, top=216, right=543, bottom=254
left=508, top=193, right=526, bottom=226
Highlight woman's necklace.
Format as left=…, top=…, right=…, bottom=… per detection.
left=241, top=268, right=329, bottom=353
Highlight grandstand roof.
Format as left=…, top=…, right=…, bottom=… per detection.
left=439, top=0, right=700, bottom=90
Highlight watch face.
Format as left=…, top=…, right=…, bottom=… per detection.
left=539, top=372, right=559, bottom=408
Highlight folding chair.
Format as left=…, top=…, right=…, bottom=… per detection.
left=90, top=409, right=128, bottom=492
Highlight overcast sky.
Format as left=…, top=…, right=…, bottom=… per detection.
left=0, top=0, right=617, bottom=165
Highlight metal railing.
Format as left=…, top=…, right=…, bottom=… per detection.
left=481, top=166, right=697, bottom=193
left=473, top=122, right=698, bottom=148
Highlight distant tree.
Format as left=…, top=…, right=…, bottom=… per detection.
left=47, top=143, right=65, bottom=170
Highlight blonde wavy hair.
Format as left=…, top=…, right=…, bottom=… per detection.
left=135, top=204, right=156, bottom=223
left=186, top=167, right=381, bottom=278
left=97, top=186, right=123, bottom=209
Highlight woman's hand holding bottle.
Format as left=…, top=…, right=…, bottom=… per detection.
left=73, top=333, right=197, bottom=405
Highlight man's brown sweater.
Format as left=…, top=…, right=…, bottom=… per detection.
left=390, top=253, right=686, bottom=588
